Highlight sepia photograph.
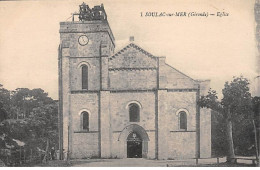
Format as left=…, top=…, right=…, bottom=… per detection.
left=0, top=0, right=259, bottom=167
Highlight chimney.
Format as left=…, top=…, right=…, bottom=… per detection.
left=129, top=36, right=134, bottom=42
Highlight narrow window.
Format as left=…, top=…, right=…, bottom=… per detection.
left=82, top=111, right=89, bottom=131
left=82, top=65, right=88, bottom=90
left=179, top=111, right=187, bottom=130
left=129, top=103, right=140, bottom=122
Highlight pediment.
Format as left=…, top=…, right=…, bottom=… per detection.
left=108, top=43, right=158, bottom=69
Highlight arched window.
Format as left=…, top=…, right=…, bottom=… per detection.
left=82, top=65, right=88, bottom=90
left=129, top=103, right=140, bottom=122
left=179, top=111, right=187, bottom=130
left=81, top=111, right=89, bottom=131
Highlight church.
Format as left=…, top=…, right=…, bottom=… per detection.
left=58, top=3, right=211, bottom=160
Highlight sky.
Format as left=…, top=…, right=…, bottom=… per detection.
left=0, top=0, right=257, bottom=100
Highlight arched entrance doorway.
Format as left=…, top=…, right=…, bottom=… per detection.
left=127, top=132, right=142, bottom=158
left=118, top=124, right=149, bottom=158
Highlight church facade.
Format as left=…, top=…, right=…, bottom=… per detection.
left=58, top=3, right=211, bottom=160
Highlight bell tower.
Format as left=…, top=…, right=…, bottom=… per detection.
left=58, top=3, right=115, bottom=159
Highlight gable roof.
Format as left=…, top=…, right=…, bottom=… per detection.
left=109, top=43, right=158, bottom=61
left=108, top=42, right=199, bottom=85
left=108, top=43, right=158, bottom=69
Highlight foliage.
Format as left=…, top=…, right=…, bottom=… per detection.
left=211, top=110, right=227, bottom=157
left=0, top=84, right=58, bottom=163
left=28, top=103, right=59, bottom=150
left=0, top=84, right=10, bottom=122
left=221, top=76, right=252, bottom=120
left=9, top=88, right=54, bottom=119
left=199, top=76, right=252, bottom=118
left=252, top=96, right=260, bottom=126
left=198, top=88, right=223, bottom=112
left=199, top=76, right=257, bottom=156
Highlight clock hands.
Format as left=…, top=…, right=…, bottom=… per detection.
left=79, top=35, right=88, bottom=45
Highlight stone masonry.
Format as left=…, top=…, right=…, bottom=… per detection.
left=58, top=4, right=211, bottom=160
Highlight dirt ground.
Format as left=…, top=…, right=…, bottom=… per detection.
left=33, top=158, right=258, bottom=167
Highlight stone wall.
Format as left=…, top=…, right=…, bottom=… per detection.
left=60, top=21, right=115, bottom=57
left=166, top=92, right=197, bottom=131
left=158, top=90, right=168, bottom=159
left=109, top=45, right=157, bottom=69
left=109, top=92, right=156, bottom=131
left=100, top=91, right=111, bottom=158
left=70, top=58, right=100, bottom=91
left=59, top=20, right=212, bottom=160
left=165, top=91, right=197, bottom=158
left=70, top=93, right=99, bottom=158
left=59, top=20, right=115, bottom=159
left=198, top=80, right=211, bottom=158
left=159, top=57, right=198, bottom=89
left=70, top=93, right=99, bottom=131
left=109, top=70, right=157, bottom=90
left=61, top=51, right=70, bottom=156
left=168, top=132, right=196, bottom=159
left=72, top=133, right=99, bottom=158
left=109, top=92, right=156, bottom=158
left=200, top=108, right=211, bottom=158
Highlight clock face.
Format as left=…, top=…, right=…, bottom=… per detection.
left=78, top=35, right=89, bottom=46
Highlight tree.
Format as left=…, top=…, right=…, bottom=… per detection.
left=0, top=103, right=7, bottom=123
left=0, top=84, right=58, bottom=164
left=252, top=96, right=260, bottom=157
left=199, top=76, right=253, bottom=162
left=10, top=88, right=53, bottom=119
left=0, top=84, right=10, bottom=122
left=252, top=96, right=260, bottom=126
left=0, top=102, right=58, bottom=163
left=211, top=110, right=227, bottom=157
left=28, top=102, right=58, bottom=150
